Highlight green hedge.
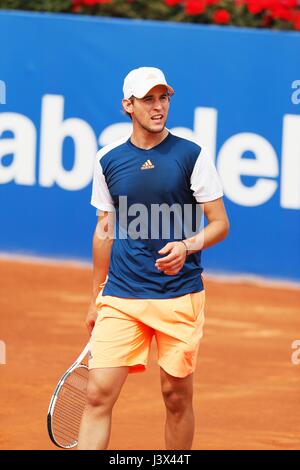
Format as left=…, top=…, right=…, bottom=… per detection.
left=0, top=0, right=71, bottom=12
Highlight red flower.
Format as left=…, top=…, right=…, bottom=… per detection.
left=81, top=0, right=112, bottom=4
left=282, top=0, right=298, bottom=8
left=185, top=0, right=206, bottom=16
left=294, top=17, right=300, bottom=30
left=213, top=8, right=231, bottom=24
left=270, top=6, right=293, bottom=20
left=243, top=0, right=298, bottom=17
left=262, top=13, right=273, bottom=25
left=292, top=9, right=300, bottom=29
left=71, top=0, right=82, bottom=10
left=165, top=0, right=182, bottom=6
left=247, top=1, right=265, bottom=14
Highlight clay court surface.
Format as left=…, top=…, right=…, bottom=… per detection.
left=0, top=258, right=299, bottom=450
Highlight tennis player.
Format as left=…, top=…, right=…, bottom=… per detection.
left=78, top=67, right=229, bottom=450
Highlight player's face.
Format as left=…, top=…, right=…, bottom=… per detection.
left=129, top=85, right=170, bottom=134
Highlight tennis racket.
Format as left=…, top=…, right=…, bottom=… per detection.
left=47, top=343, right=90, bottom=449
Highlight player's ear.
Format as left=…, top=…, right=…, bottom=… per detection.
left=122, top=98, right=134, bottom=117
left=122, top=99, right=133, bottom=114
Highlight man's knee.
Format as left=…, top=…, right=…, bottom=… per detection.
left=86, top=378, right=115, bottom=411
left=162, top=383, right=193, bottom=415
left=85, top=367, right=128, bottom=411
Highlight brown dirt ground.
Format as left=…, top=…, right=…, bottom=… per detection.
left=0, top=259, right=299, bottom=450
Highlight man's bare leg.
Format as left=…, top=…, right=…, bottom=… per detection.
left=78, top=366, right=128, bottom=450
left=160, top=368, right=194, bottom=450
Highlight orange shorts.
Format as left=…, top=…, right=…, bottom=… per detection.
left=89, top=287, right=205, bottom=378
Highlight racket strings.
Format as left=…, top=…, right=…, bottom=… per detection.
left=52, top=366, right=88, bottom=448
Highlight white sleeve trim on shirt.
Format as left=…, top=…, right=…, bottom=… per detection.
left=90, top=159, right=115, bottom=212
left=90, top=135, right=130, bottom=213
left=195, top=191, right=224, bottom=203
left=190, top=147, right=224, bottom=203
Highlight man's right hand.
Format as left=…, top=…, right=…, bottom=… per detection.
left=85, top=303, right=98, bottom=336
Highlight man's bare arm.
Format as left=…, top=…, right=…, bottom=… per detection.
left=156, top=198, right=229, bottom=275
left=86, top=211, right=115, bottom=335
left=185, top=197, right=230, bottom=254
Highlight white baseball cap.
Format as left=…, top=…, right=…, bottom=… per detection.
left=123, top=67, right=174, bottom=99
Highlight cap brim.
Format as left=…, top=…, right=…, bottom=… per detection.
left=133, top=80, right=174, bottom=98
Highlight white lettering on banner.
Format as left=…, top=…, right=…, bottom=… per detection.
left=217, top=133, right=278, bottom=206
left=0, top=80, right=6, bottom=105
left=149, top=108, right=218, bottom=162
left=0, top=113, right=36, bottom=185
left=0, top=96, right=299, bottom=209
left=39, top=95, right=97, bottom=190
left=193, top=107, right=218, bottom=162
left=281, top=115, right=300, bottom=209
left=291, top=80, right=300, bottom=105
left=98, top=122, right=132, bottom=147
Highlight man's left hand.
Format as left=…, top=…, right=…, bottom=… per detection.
left=155, top=241, right=187, bottom=276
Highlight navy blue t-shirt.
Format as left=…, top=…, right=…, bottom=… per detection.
left=91, top=132, right=223, bottom=299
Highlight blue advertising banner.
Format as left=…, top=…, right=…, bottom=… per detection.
left=0, top=10, right=299, bottom=281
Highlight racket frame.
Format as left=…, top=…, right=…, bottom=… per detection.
left=47, top=343, right=90, bottom=449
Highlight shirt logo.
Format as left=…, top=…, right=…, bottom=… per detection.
left=141, top=159, right=155, bottom=170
